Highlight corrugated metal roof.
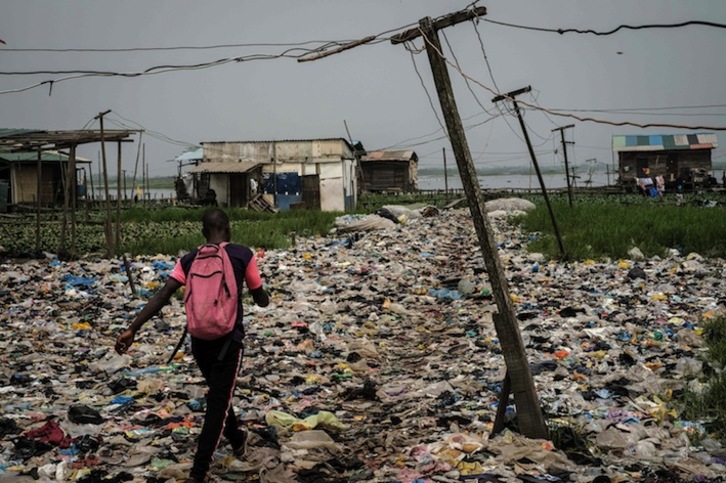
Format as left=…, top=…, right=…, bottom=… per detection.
left=0, top=150, right=91, bottom=163
left=0, top=128, right=44, bottom=139
left=188, top=161, right=260, bottom=174
left=175, top=147, right=203, bottom=162
left=612, top=133, right=718, bottom=152
left=202, top=137, right=350, bottom=145
left=361, top=149, right=418, bottom=162
left=0, top=129, right=134, bottom=153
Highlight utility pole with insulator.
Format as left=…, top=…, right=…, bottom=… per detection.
left=392, top=7, right=548, bottom=440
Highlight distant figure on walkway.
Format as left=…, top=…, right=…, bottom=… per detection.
left=203, top=188, right=218, bottom=206
left=115, top=208, right=269, bottom=483
left=675, top=178, right=685, bottom=206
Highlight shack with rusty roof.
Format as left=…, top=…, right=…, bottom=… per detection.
left=360, top=149, right=418, bottom=193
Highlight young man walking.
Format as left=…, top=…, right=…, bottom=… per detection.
left=115, top=208, right=269, bottom=482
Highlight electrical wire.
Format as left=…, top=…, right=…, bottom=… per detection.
left=463, top=20, right=534, bottom=145
left=380, top=109, right=495, bottom=150
left=0, top=50, right=306, bottom=96
left=0, top=50, right=305, bottom=76
left=405, top=40, right=448, bottom=136
left=377, top=112, right=503, bottom=151
left=550, top=103, right=726, bottom=112
left=470, top=18, right=501, bottom=94
left=105, top=115, right=196, bottom=148
left=417, top=27, right=726, bottom=131
left=0, top=39, right=352, bottom=53
left=110, top=111, right=196, bottom=147
left=482, top=18, right=726, bottom=36
left=441, top=29, right=494, bottom=116
left=529, top=89, right=562, bottom=129
left=0, top=18, right=419, bottom=96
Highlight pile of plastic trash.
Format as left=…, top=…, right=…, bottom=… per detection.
left=1, top=200, right=724, bottom=482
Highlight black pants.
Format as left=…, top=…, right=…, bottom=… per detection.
left=189, top=336, right=245, bottom=480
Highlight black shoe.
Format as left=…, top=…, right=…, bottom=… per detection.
left=232, top=428, right=248, bottom=458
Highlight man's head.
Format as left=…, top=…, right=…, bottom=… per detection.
left=201, top=208, right=230, bottom=242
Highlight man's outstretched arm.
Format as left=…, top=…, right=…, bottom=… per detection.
left=115, top=278, right=183, bottom=354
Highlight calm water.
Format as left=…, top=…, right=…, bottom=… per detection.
left=87, top=172, right=614, bottom=200
left=419, top=171, right=612, bottom=191
left=88, top=187, right=176, bottom=200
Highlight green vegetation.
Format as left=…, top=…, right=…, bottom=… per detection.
left=1, top=193, right=724, bottom=260
left=679, top=316, right=726, bottom=443
left=121, top=208, right=339, bottom=255
left=0, top=207, right=339, bottom=257
left=516, top=195, right=726, bottom=260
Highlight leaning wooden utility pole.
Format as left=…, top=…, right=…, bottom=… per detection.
left=493, top=87, right=567, bottom=260
left=552, top=124, right=575, bottom=207
left=392, top=8, right=548, bottom=439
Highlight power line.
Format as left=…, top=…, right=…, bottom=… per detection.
left=405, top=40, right=448, bottom=136
left=0, top=50, right=303, bottom=76
left=441, top=29, right=494, bottom=116
left=551, top=103, right=726, bottom=112
left=482, top=18, right=726, bottom=36
left=0, top=50, right=304, bottom=95
left=470, top=18, right=501, bottom=94
left=0, top=39, right=352, bottom=53
left=464, top=18, right=536, bottom=146
left=417, top=28, right=726, bottom=131
left=105, top=112, right=197, bottom=148
left=0, top=20, right=418, bottom=96
left=378, top=112, right=503, bottom=150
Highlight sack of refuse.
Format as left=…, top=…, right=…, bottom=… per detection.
left=335, top=214, right=397, bottom=233
left=484, top=198, right=536, bottom=213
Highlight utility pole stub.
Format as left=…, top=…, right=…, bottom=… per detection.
left=390, top=6, right=487, bottom=44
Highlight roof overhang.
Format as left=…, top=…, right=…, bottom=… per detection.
left=0, top=150, right=92, bottom=164
left=612, top=133, right=718, bottom=152
left=188, top=161, right=261, bottom=174
left=361, top=149, right=418, bottom=162
left=0, top=129, right=136, bottom=153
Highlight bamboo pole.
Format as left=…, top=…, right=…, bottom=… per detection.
left=35, top=149, right=42, bottom=253
left=69, top=145, right=78, bottom=257
left=96, top=110, right=114, bottom=257
left=116, top=141, right=122, bottom=254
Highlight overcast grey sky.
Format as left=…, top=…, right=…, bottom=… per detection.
left=1, top=0, right=724, bottom=178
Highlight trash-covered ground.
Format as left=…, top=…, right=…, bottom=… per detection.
left=1, top=202, right=725, bottom=482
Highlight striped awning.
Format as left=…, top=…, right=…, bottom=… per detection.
left=612, top=133, right=717, bottom=152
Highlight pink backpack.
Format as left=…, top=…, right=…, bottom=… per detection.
left=183, top=243, right=239, bottom=340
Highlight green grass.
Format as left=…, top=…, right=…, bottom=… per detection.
left=3, top=193, right=724, bottom=260
left=120, top=208, right=340, bottom=255
left=679, top=316, right=726, bottom=443
left=702, top=316, right=726, bottom=368
left=516, top=197, right=726, bottom=260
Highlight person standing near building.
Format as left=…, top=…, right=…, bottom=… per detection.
left=114, top=208, right=270, bottom=483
